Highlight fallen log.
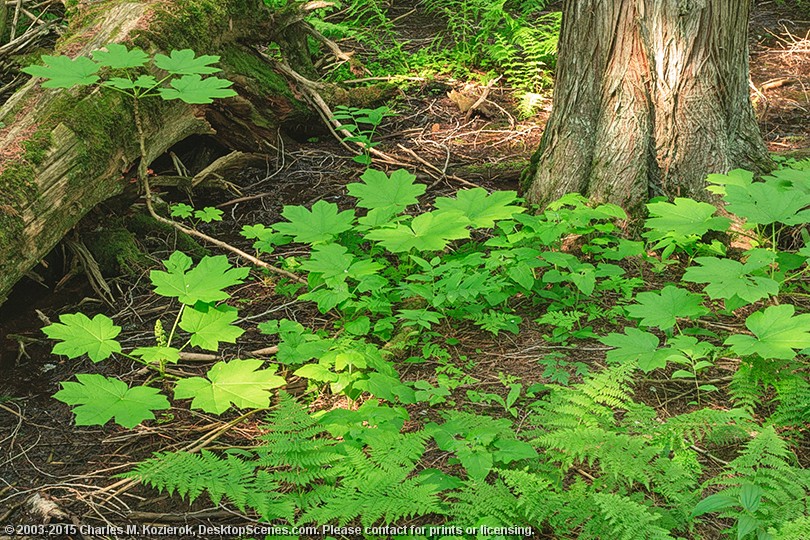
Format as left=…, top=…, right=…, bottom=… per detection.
left=0, top=0, right=314, bottom=304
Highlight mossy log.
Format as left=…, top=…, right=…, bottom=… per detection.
left=0, top=0, right=313, bottom=305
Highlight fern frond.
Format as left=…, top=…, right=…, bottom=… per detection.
left=707, top=426, right=810, bottom=526
left=769, top=515, right=810, bottom=540
left=592, top=493, right=674, bottom=540
left=770, top=375, right=810, bottom=429
left=127, top=450, right=256, bottom=508
left=655, top=407, right=752, bottom=450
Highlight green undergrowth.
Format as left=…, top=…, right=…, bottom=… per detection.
left=42, top=159, right=810, bottom=539
left=264, top=0, right=560, bottom=116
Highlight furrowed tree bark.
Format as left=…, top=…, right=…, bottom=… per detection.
left=526, top=0, right=771, bottom=213
left=0, top=0, right=313, bottom=304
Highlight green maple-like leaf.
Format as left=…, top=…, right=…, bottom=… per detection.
left=705, top=168, right=754, bottom=196
left=258, top=319, right=333, bottom=365
left=194, top=206, right=223, bottom=223
left=724, top=180, right=810, bottom=225
left=158, top=74, right=237, bottom=104
left=42, top=313, right=122, bottom=362
left=22, top=55, right=99, bottom=88
left=54, top=374, right=169, bottom=428
left=366, top=210, right=470, bottom=252
left=179, top=303, right=244, bottom=351
left=153, top=49, right=222, bottom=75
left=174, top=359, right=286, bottom=414
left=273, top=200, right=355, bottom=244
left=131, top=346, right=180, bottom=365
left=347, top=168, right=425, bottom=212
left=150, top=252, right=249, bottom=305
left=91, top=44, right=149, bottom=69
left=725, top=304, right=810, bottom=360
left=434, top=188, right=525, bottom=228
left=626, top=285, right=709, bottom=330
left=644, top=198, right=731, bottom=239
left=170, top=203, right=194, bottom=218
left=682, top=257, right=779, bottom=304
left=299, top=243, right=382, bottom=286
left=601, top=328, right=669, bottom=372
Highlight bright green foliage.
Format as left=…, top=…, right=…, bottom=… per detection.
left=332, top=106, right=392, bottom=165
left=174, top=359, right=286, bottom=414
left=153, top=49, right=222, bottom=75
left=159, top=74, right=238, bottom=104
left=44, top=161, right=810, bottom=536
left=92, top=43, right=150, bottom=69
left=179, top=303, right=244, bottom=351
left=682, top=257, right=779, bottom=305
left=366, top=210, right=471, bottom=252
left=150, top=252, right=250, bottom=305
left=347, top=168, right=425, bottom=213
left=724, top=181, right=810, bottom=226
left=42, top=313, right=122, bottom=362
left=24, top=46, right=236, bottom=104
left=434, top=188, right=525, bottom=228
left=131, top=346, right=181, bottom=365
left=54, top=374, right=169, bottom=428
left=273, top=200, right=355, bottom=244
left=625, top=285, right=708, bottom=331
left=427, top=411, right=537, bottom=481
left=258, top=319, right=333, bottom=365
left=644, top=198, right=730, bottom=257
left=725, top=304, right=810, bottom=360
left=193, top=207, right=224, bottom=222
left=601, top=328, right=670, bottom=372
left=170, top=203, right=194, bottom=218
left=694, top=427, right=810, bottom=538
left=21, top=55, right=99, bottom=87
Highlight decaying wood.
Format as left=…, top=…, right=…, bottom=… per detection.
left=0, top=0, right=315, bottom=304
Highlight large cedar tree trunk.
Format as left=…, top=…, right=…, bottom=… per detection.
left=0, top=0, right=313, bottom=304
left=526, top=0, right=771, bottom=212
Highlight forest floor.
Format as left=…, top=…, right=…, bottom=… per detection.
left=0, top=1, right=809, bottom=539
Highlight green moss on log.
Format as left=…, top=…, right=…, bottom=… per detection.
left=85, top=226, right=150, bottom=276
left=0, top=129, right=53, bottom=263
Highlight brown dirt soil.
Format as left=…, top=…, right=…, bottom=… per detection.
left=0, top=1, right=808, bottom=539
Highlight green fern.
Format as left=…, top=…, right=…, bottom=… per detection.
left=770, top=375, right=810, bottom=429
left=592, top=493, right=674, bottom=540
left=699, top=426, right=810, bottom=536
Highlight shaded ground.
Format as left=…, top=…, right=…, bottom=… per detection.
left=1, top=1, right=809, bottom=539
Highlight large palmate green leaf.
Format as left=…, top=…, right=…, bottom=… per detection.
left=91, top=44, right=149, bottom=69
left=54, top=374, right=169, bottom=428
left=724, top=180, right=810, bottom=225
left=601, top=328, right=669, bottom=372
left=273, top=200, right=355, bottom=244
left=682, top=257, right=779, bottom=305
left=179, top=303, right=244, bottom=351
left=434, top=188, right=525, bottom=228
left=366, top=210, right=471, bottom=253
left=153, top=49, right=222, bottom=75
left=300, top=243, right=382, bottom=286
left=22, top=55, right=99, bottom=88
left=150, top=252, right=249, bottom=305
left=347, top=168, right=425, bottom=212
left=42, top=313, right=122, bottom=362
left=158, top=74, right=237, bottom=104
left=626, top=285, right=709, bottom=330
left=644, top=198, right=731, bottom=239
left=725, top=304, right=810, bottom=360
left=174, top=359, right=286, bottom=414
